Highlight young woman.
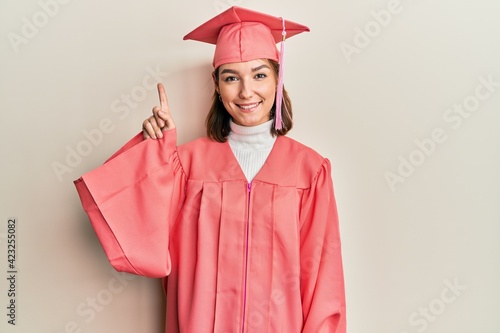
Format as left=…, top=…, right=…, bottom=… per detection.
left=75, top=6, right=346, bottom=333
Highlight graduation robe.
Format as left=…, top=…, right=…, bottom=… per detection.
left=74, top=129, right=346, bottom=333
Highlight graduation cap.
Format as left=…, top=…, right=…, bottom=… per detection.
left=183, top=6, right=310, bottom=130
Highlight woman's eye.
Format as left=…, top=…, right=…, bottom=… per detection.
left=255, top=73, right=267, bottom=79
left=223, top=76, right=238, bottom=82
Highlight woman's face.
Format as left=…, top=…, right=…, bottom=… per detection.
left=216, top=59, right=277, bottom=127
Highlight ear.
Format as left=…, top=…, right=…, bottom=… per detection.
left=212, top=71, right=219, bottom=94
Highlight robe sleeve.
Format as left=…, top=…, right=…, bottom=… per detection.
left=74, top=129, right=185, bottom=278
left=299, top=158, right=346, bottom=333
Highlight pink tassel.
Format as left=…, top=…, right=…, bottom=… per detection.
left=275, top=18, right=286, bottom=130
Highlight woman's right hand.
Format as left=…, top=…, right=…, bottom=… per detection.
left=142, top=83, right=176, bottom=139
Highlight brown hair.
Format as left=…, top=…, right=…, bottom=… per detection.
left=206, top=59, right=293, bottom=142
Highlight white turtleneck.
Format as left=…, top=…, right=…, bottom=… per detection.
left=227, top=119, right=277, bottom=182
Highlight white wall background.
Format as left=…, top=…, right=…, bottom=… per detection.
left=1, top=0, right=499, bottom=332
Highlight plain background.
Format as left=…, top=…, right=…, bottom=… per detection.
left=1, top=0, right=499, bottom=332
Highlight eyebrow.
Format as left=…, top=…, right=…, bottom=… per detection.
left=220, top=64, right=271, bottom=75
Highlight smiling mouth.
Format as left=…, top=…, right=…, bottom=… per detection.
left=237, top=102, right=261, bottom=111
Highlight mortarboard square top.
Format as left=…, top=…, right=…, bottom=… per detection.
left=183, top=6, right=310, bottom=68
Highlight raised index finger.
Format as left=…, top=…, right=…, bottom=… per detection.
left=157, top=83, right=168, bottom=110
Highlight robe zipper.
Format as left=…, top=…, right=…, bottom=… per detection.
left=241, top=182, right=252, bottom=333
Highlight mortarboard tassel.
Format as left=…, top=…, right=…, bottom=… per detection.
left=275, top=17, right=287, bottom=130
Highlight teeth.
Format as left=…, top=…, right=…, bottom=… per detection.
left=239, top=102, right=259, bottom=110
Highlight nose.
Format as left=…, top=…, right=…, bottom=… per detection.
left=238, top=78, right=254, bottom=99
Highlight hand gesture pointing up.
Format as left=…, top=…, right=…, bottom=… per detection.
left=142, top=83, right=176, bottom=139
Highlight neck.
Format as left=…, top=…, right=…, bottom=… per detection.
left=227, top=119, right=276, bottom=181
left=228, top=119, right=275, bottom=148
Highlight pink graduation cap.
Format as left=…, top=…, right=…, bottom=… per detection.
left=183, top=6, right=310, bottom=129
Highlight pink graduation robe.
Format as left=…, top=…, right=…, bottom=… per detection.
left=74, top=129, right=346, bottom=333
